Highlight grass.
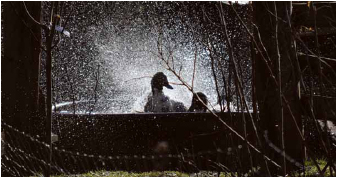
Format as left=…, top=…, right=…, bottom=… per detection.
left=292, top=159, right=334, bottom=177
left=62, top=170, right=190, bottom=177
left=52, top=170, right=257, bottom=177
left=48, top=159, right=333, bottom=177
left=50, top=170, right=240, bottom=177
left=82, top=170, right=189, bottom=177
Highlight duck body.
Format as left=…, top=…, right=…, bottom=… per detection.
left=144, top=88, right=172, bottom=112
left=188, top=92, right=208, bottom=112
left=144, top=88, right=187, bottom=113
left=144, top=72, right=186, bottom=113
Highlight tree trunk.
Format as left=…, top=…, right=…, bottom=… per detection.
left=253, top=1, right=303, bottom=175
left=2, top=2, right=44, bottom=136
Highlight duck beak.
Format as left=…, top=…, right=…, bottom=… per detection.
left=165, top=84, right=173, bottom=89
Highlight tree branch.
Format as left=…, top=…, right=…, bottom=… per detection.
left=22, top=1, right=48, bottom=31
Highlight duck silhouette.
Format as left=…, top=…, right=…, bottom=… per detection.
left=144, top=72, right=186, bottom=112
left=188, top=92, right=208, bottom=112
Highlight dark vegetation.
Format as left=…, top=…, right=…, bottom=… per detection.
left=1, top=1, right=336, bottom=177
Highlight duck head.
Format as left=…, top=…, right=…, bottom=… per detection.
left=151, top=72, right=173, bottom=92
left=189, top=92, right=208, bottom=112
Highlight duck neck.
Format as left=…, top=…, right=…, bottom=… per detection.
left=152, top=87, right=163, bottom=96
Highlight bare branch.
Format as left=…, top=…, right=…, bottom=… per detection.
left=122, top=76, right=152, bottom=83
left=273, top=2, right=286, bottom=175
left=9, top=2, right=47, bottom=52
left=22, top=2, right=47, bottom=31
left=155, top=25, right=281, bottom=169
left=231, top=4, right=305, bottom=142
left=207, top=41, right=223, bottom=112
left=313, top=3, right=334, bottom=176
left=169, top=82, right=185, bottom=86
left=297, top=52, right=335, bottom=62
left=191, top=44, right=197, bottom=90
left=221, top=3, right=271, bottom=175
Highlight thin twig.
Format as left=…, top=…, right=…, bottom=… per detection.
left=9, top=2, right=47, bottom=52
left=220, top=3, right=271, bottom=175
left=296, top=38, right=336, bottom=75
left=122, top=76, right=152, bottom=83
left=191, top=44, right=197, bottom=90
left=273, top=2, right=286, bottom=175
left=156, top=28, right=281, bottom=170
left=22, top=1, right=47, bottom=30
left=208, top=41, right=223, bottom=113
left=231, top=4, right=305, bottom=142
left=201, top=38, right=226, bottom=112
left=169, top=82, right=185, bottom=86
left=313, top=3, right=334, bottom=176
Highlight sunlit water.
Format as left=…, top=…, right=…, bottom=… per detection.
left=57, top=21, right=219, bottom=114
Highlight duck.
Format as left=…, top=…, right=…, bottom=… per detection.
left=188, top=92, right=208, bottom=112
left=144, top=72, right=186, bottom=112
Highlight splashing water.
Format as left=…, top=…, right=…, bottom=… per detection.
left=56, top=20, right=219, bottom=114
left=94, top=23, right=218, bottom=113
